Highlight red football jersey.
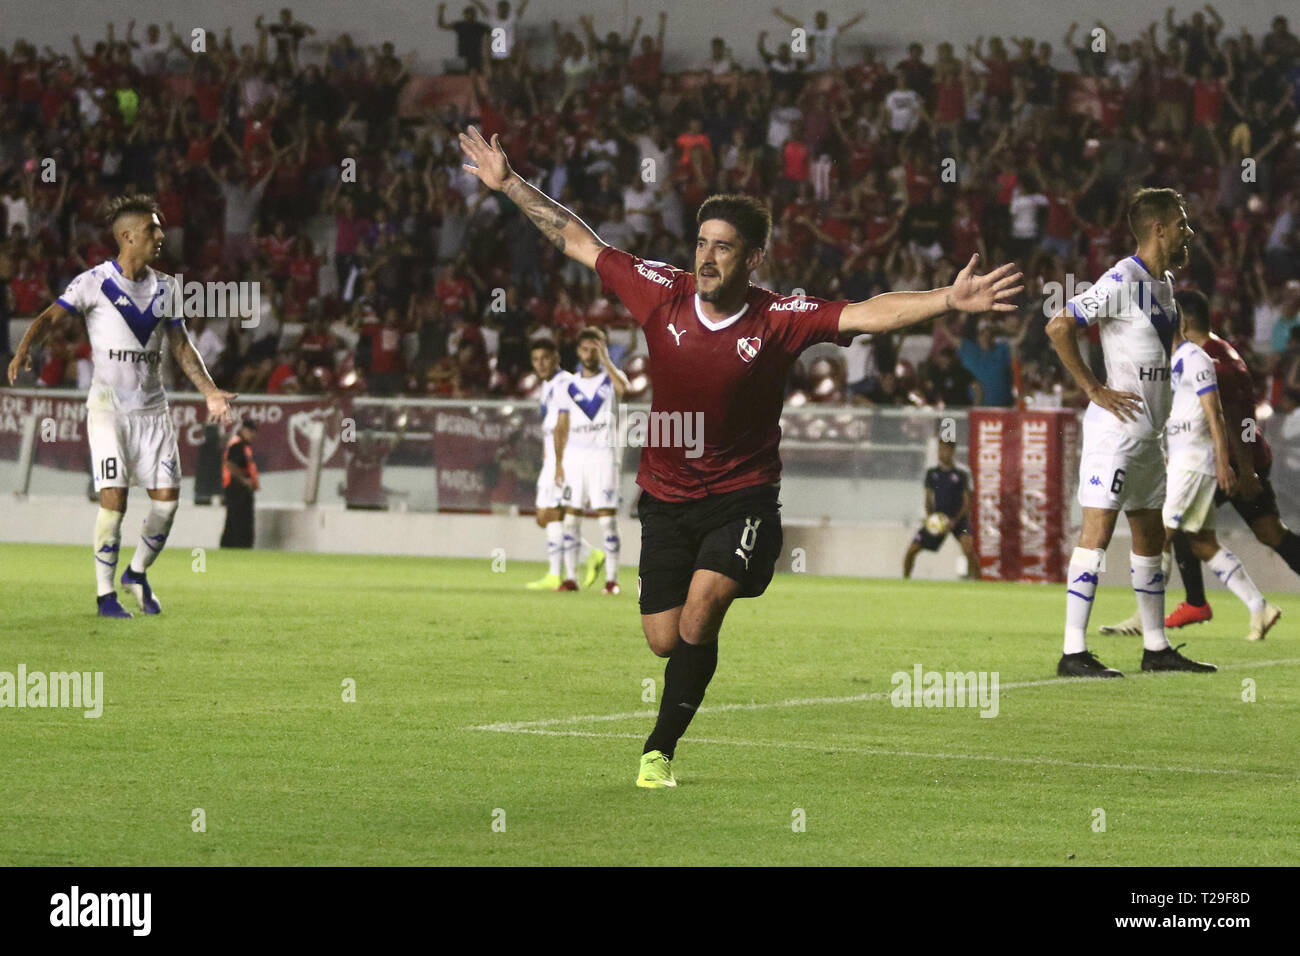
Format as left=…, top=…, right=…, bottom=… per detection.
left=1202, top=335, right=1270, bottom=472
left=595, top=247, right=848, bottom=501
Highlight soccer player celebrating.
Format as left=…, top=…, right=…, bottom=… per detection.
left=1047, top=188, right=1215, bottom=677
left=524, top=338, right=573, bottom=591
left=558, top=327, right=628, bottom=594
left=902, top=436, right=980, bottom=580
left=7, top=195, right=236, bottom=617
left=1100, top=290, right=1283, bottom=641
left=459, top=126, right=1021, bottom=788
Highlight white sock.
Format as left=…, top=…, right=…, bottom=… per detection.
left=599, top=514, right=620, bottom=582
left=94, top=507, right=125, bottom=597
left=1131, top=552, right=1169, bottom=651
left=1065, top=546, right=1104, bottom=654
left=1208, top=547, right=1266, bottom=613
left=130, top=498, right=178, bottom=573
left=545, top=521, right=563, bottom=577
left=562, top=513, right=579, bottom=581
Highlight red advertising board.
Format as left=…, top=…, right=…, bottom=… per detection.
left=0, top=391, right=347, bottom=473
left=970, top=408, right=1080, bottom=582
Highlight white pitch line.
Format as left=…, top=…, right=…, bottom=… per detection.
left=465, top=658, right=1300, bottom=733
left=494, top=728, right=1296, bottom=780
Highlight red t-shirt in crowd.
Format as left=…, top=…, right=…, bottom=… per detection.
left=1192, top=77, right=1225, bottom=126
left=362, top=322, right=404, bottom=374
left=594, top=247, right=849, bottom=501
left=675, top=131, right=712, bottom=168
left=262, top=235, right=295, bottom=275
left=782, top=140, right=811, bottom=181
left=934, top=79, right=964, bottom=123
left=157, top=188, right=184, bottom=228
left=289, top=255, right=319, bottom=296
left=12, top=275, right=49, bottom=315
left=1045, top=191, right=1077, bottom=239
left=267, top=363, right=297, bottom=393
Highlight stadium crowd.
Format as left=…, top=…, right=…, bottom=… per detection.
left=1, top=5, right=1300, bottom=413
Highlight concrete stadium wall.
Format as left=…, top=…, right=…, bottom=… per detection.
left=6, top=0, right=1292, bottom=74
left=4, top=494, right=1297, bottom=593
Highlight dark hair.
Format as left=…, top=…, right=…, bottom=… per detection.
left=696, top=194, right=772, bottom=254
left=530, top=337, right=558, bottom=354
left=1127, top=187, right=1185, bottom=240
left=577, top=326, right=607, bottom=345
left=101, top=193, right=162, bottom=230
left=1175, top=289, right=1211, bottom=333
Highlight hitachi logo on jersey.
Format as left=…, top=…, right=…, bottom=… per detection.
left=107, top=349, right=162, bottom=365
left=770, top=296, right=818, bottom=312
left=1167, top=420, right=1192, bottom=435
left=1138, top=366, right=1170, bottom=381
left=634, top=262, right=674, bottom=287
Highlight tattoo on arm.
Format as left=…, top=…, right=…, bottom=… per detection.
left=171, top=328, right=216, bottom=393
left=504, top=177, right=572, bottom=254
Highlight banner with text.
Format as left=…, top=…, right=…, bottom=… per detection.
left=970, top=408, right=1080, bottom=582
left=0, top=392, right=348, bottom=474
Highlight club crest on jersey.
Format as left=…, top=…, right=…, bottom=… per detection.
left=737, top=336, right=762, bottom=363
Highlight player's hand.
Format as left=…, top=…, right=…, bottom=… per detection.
left=554, top=464, right=565, bottom=486
left=7, top=349, right=31, bottom=385
left=1086, top=384, right=1143, bottom=423
left=1236, top=468, right=1261, bottom=500
left=946, top=255, right=1024, bottom=313
left=459, top=126, right=514, bottom=192
left=206, top=390, right=238, bottom=428
left=1216, top=460, right=1237, bottom=497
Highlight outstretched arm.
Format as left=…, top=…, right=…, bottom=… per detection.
left=459, top=126, right=607, bottom=269
left=166, top=322, right=237, bottom=426
left=838, top=255, right=1022, bottom=335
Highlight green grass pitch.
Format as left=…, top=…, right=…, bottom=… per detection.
left=2, top=542, right=1296, bottom=866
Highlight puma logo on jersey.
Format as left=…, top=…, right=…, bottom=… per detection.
left=668, top=323, right=686, bottom=346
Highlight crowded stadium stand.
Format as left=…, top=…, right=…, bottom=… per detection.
left=2, top=3, right=1298, bottom=577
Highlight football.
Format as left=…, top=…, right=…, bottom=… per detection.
left=925, top=512, right=951, bottom=536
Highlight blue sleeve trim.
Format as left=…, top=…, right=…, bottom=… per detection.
left=167, top=317, right=185, bottom=328
left=1196, top=384, right=1217, bottom=395
left=55, top=297, right=80, bottom=315
left=1067, top=301, right=1088, bottom=326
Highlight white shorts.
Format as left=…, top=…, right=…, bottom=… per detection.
left=562, top=454, right=620, bottom=512
left=1077, top=427, right=1165, bottom=512
left=535, top=457, right=564, bottom=511
left=1163, top=468, right=1217, bottom=533
left=88, top=409, right=181, bottom=491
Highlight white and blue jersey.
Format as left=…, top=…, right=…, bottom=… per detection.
left=1066, top=255, right=1179, bottom=441
left=538, top=369, right=574, bottom=464
left=57, top=259, right=183, bottom=414
left=1166, top=340, right=1220, bottom=477
left=561, top=370, right=617, bottom=459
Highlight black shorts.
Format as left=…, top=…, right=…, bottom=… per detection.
left=636, top=482, right=784, bottom=615
left=1213, top=461, right=1280, bottom=526
left=912, top=516, right=972, bottom=552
